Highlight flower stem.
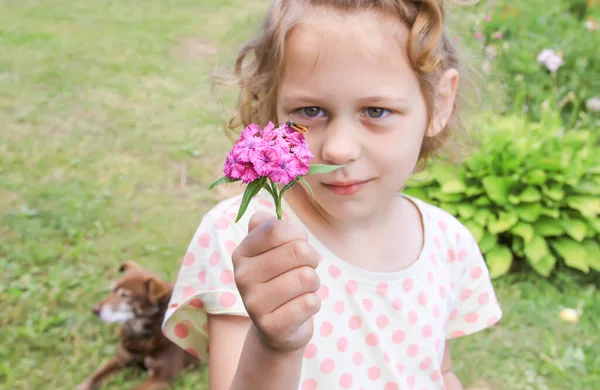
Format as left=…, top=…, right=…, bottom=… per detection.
left=269, top=179, right=283, bottom=220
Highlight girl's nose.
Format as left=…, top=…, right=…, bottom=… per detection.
left=321, top=118, right=361, bottom=166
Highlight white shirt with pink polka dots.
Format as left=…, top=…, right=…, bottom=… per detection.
left=162, top=190, right=502, bottom=390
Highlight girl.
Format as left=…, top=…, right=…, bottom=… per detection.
left=163, top=1, right=502, bottom=389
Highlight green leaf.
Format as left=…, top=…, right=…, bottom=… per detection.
left=473, top=196, right=492, bottom=206
left=431, top=191, right=464, bottom=203
left=514, top=203, right=543, bottom=222
left=299, top=176, right=314, bottom=200
left=431, top=164, right=462, bottom=184
left=465, top=186, right=485, bottom=196
left=574, top=179, right=600, bottom=196
left=582, top=240, right=600, bottom=272
left=482, top=176, right=511, bottom=204
left=519, top=186, right=541, bottom=202
left=464, top=220, right=484, bottom=242
left=307, top=164, right=344, bottom=175
left=278, top=177, right=300, bottom=199
left=262, top=182, right=275, bottom=197
left=590, top=218, right=600, bottom=234
left=523, top=234, right=549, bottom=264
left=529, top=253, right=556, bottom=277
left=208, top=176, right=239, bottom=190
left=488, top=212, right=519, bottom=234
left=441, top=179, right=466, bottom=194
left=485, top=246, right=513, bottom=279
left=235, top=177, right=267, bottom=223
left=403, top=187, right=430, bottom=202
left=542, top=184, right=564, bottom=201
left=474, top=209, right=493, bottom=225
left=511, top=222, right=534, bottom=243
left=523, top=169, right=546, bottom=185
left=567, top=196, right=600, bottom=218
left=456, top=204, right=475, bottom=219
left=551, top=238, right=589, bottom=273
left=539, top=207, right=560, bottom=219
left=479, top=232, right=497, bottom=254
left=560, top=218, right=588, bottom=242
left=534, top=217, right=564, bottom=237
left=508, top=194, right=521, bottom=205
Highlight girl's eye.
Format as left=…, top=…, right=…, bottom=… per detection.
left=365, top=107, right=389, bottom=119
left=302, top=107, right=324, bottom=118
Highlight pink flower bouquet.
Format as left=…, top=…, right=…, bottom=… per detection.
left=209, top=121, right=342, bottom=221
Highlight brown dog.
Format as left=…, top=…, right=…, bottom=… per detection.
left=76, top=262, right=198, bottom=390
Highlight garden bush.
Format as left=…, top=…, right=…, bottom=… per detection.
left=405, top=112, right=600, bottom=278
left=454, top=0, right=600, bottom=128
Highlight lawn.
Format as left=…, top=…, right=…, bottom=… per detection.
left=1, top=1, right=598, bottom=389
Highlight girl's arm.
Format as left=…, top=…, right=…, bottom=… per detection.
left=207, top=314, right=305, bottom=390
left=441, top=341, right=464, bottom=390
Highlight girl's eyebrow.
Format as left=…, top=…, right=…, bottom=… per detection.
left=280, top=94, right=410, bottom=106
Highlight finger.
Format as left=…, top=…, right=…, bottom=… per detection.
left=243, top=266, right=320, bottom=315
left=257, top=292, right=321, bottom=341
left=236, top=240, right=319, bottom=285
left=248, top=211, right=277, bottom=233
left=236, top=216, right=308, bottom=258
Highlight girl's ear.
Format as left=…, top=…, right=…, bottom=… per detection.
left=426, top=68, right=459, bottom=138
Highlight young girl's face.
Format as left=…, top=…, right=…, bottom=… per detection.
left=277, top=7, right=441, bottom=222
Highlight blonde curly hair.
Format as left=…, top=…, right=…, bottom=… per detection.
left=217, top=0, right=480, bottom=166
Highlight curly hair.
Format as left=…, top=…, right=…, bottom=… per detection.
left=216, top=0, right=481, bottom=166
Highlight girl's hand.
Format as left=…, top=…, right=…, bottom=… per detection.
left=232, top=211, right=321, bottom=353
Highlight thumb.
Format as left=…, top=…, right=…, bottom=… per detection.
left=248, top=210, right=278, bottom=233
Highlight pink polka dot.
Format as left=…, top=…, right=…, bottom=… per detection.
left=438, top=220, right=448, bottom=231
left=427, top=272, right=434, bottom=284
left=220, top=292, right=237, bottom=307
left=396, top=363, right=404, bottom=374
left=471, top=266, right=483, bottom=279
left=434, top=236, right=442, bottom=248
left=182, top=286, right=196, bottom=299
left=209, top=251, right=220, bottom=265
left=456, top=232, right=461, bottom=243
left=189, top=298, right=204, bottom=309
left=465, top=312, right=479, bottom=323
left=225, top=240, right=238, bottom=255
left=345, top=280, right=358, bottom=295
left=328, top=265, right=342, bottom=278
left=321, top=358, right=335, bottom=374
left=487, top=315, right=500, bottom=326
left=320, top=321, right=333, bottom=336
left=377, top=282, right=388, bottom=296
left=403, top=278, right=413, bottom=292
left=420, top=357, right=431, bottom=370
left=215, top=216, right=229, bottom=230
left=418, top=292, right=428, bottom=305
left=384, top=351, right=391, bottom=362
left=334, top=300, right=345, bottom=314
left=197, top=233, right=211, bottom=248
left=431, top=370, right=441, bottom=381
left=185, top=348, right=198, bottom=357
left=449, top=308, right=459, bottom=319
left=302, top=379, right=317, bottom=390
left=460, top=288, right=472, bottom=301
left=376, top=315, right=389, bottom=329
left=368, top=366, right=381, bottom=380
left=317, top=253, right=323, bottom=263
left=452, top=330, right=466, bottom=338
left=198, top=269, right=207, bottom=284
left=174, top=322, right=189, bottom=338
left=362, top=298, right=373, bottom=312
left=349, top=315, right=362, bottom=330
left=406, top=376, right=416, bottom=389
left=392, top=329, right=405, bottom=344
left=317, top=284, right=329, bottom=300
left=435, top=338, right=442, bottom=351
left=202, top=322, right=209, bottom=334
left=353, top=351, right=363, bottom=366
left=408, top=310, right=418, bottom=324
left=366, top=332, right=379, bottom=346
left=478, top=292, right=490, bottom=304
left=438, top=285, right=447, bottom=299
left=458, top=249, right=468, bottom=261
left=430, top=253, right=438, bottom=266
left=227, top=212, right=237, bottom=220
left=433, top=304, right=440, bottom=318
left=234, top=198, right=242, bottom=205
left=393, top=298, right=403, bottom=310
left=183, top=252, right=195, bottom=266
left=304, top=343, right=317, bottom=358
left=337, top=336, right=349, bottom=352
left=259, top=198, right=273, bottom=208
left=447, top=249, right=456, bottom=262
left=407, top=344, right=419, bottom=357
left=339, top=373, right=352, bottom=388
left=422, top=324, right=432, bottom=338
left=385, top=383, right=400, bottom=390
left=282, top=211, right=290, bottom=220
left=169, top=303, right=179, bottom=309
left=220, top=269, right=234, bottom=284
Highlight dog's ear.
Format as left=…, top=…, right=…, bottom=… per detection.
left=146, top=276, right=170, bottom=302
left=119, top=261, right=140, bottom=273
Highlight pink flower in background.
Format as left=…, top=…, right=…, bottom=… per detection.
left=537, top=49, right=564, bottom=73
left=492, top=31, right=503, bottom=40
left=474, top=31, right=483, bottom=40
left=484, top=14, right=492, bottom=22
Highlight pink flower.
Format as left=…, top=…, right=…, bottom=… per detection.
left=269, top=153, right=309, bottom=184
left=232, top=137, right=264, bottom=163
left=251, top=147, right=281, bottom=176
left=474, top=31, right=483, bottom=40
left=484, top=14, right=492, bottom=23
left=223, top=153, right=259, bottom=183
left=492, top=31, right=503, bottom=40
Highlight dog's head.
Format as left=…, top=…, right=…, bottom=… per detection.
left=92, top=262, right=172, bottom=324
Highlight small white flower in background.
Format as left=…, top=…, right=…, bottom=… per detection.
left=537, top=49, right=564, bottom=73
left=485, top=45, right=497, bottom=59
left=559, top=308, right=580, bottom=324
left=482, top=61, right=491, bottom=73
left=503, top=42, right=510, bottom=51
left=586, top=97, right=600, bottom=112
left=584, top=19, right=597, bottom=31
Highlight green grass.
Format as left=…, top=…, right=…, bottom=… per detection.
left=0, top=1, right=598, bottom=389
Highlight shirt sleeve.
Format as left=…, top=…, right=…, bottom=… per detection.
left=445, top=223, right=503, bottom=340
left=162, top=197, right=252, bottom=361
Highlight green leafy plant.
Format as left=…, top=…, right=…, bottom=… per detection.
left=405, top=113, right=599, bottom=278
